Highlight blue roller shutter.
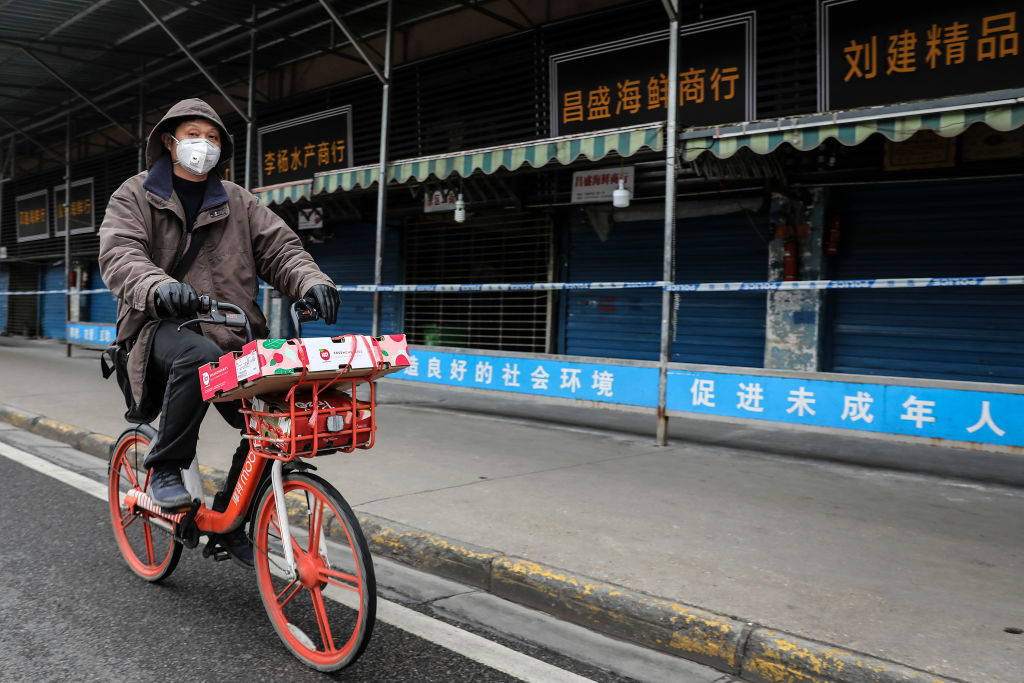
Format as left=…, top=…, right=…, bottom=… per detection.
left=563, top=208, right=769, bottom=366
left=88, top=259, right=118, bottom=324
left=41, top=265, right=65, bottom=340
left=297, top=223, right=402, bottom=338
left=828, top=178, right=1024, bottom=383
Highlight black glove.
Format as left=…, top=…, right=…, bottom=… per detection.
left=304, top=284, right=340, bottom=325
left=154, top=282, right=200, bottom=319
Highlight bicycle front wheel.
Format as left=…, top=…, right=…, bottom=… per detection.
left=252, top=472, right=376, bottom=672
left=108, top=425, right=182, bottom=582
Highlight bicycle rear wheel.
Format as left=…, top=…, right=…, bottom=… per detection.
left=108, top=425, right=182, bottom=582
left=252, top=472, right=376, bottom=672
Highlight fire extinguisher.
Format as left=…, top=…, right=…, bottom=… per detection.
left=825, top=213, right=841, bottom=255
left=783, top=237, right=799, bottom=281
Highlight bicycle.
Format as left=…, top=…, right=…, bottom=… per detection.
left=107, top=297, right=381, bottom=672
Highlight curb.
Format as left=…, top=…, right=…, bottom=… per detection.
left=0, top=403, right=961, bottom=683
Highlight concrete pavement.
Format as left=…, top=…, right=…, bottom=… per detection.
left=0, top=336, right=1021, bottom=682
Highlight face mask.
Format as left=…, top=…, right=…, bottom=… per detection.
left=171, top=135, right=221, bottom=176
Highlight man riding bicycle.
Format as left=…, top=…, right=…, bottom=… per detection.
left=98, top=97, right=340, bottom=566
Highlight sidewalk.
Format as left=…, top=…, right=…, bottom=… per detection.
left=1, top=336, right=1021, bottom=682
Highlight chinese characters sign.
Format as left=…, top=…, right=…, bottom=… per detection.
left=67, top=323, right=115, bottom=346
left=392, top=349, right=1024, bottom=448
left=667, top=370, right=1024, bottom=447
left=258, top=106, right=353, bottom=187
left=53, top=179, right=95, bottom=236
left=819, top=0, right=1023, bottom=110
left=397, top=349, right=658, bottom=407
left=16, top=190, right=48, bottom=242
left=571, top=166, right=635, bottom=204
left=550, top=13, right=755, bottom=135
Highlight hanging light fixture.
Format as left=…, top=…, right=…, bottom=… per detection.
left=612, top=177, right=631, bottom=208
left=453, top=193, right=466, bottom=223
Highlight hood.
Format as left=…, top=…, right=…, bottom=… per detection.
left=145, top=98, right=233, bottom=175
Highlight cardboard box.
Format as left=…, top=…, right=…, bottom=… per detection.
left=202, top=334, right=412, bottom=403
left=199, top=351, right=241, bottom=401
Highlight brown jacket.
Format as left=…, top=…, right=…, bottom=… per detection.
left=99, top=98, right=334, bottom=422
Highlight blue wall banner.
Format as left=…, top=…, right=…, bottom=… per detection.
left=67, top=322, right=115, bottom=346
left=395, top=349, right=659, bottom=408
left=666, top=369, right=1024, bottom=448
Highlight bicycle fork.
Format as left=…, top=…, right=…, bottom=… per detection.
left=271, top=459, right=298, bottom=580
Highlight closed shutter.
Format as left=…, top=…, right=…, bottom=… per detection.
left=0, top=265, right=7, bottom=334
left=88, top=259, right=117, bottom=324
left=41, top=265, right=65, bottom=340
left=404, top=212, right=552, bottom=353
left=7, top=264, right=39, bottom=337
left=829, top=178, right=1024, bottom=383
left=563, top=207, right=769, bottom=366
left=299, top=223, right=402, bottom=338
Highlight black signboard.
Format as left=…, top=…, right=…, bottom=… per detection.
left=819, top=0, right=1024, bottom=111
left=550, top=13, right=755, bottom=135
left=16, top=190, right=48, bottom=242
left=54, top=178, right=95, bottom=236
left=258, top=106, right=353, bottom=187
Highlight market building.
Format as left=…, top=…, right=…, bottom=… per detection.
left=1, top=0, right=1023, bottom=450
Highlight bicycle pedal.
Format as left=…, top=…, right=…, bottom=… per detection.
left=201, top=537, right=232, bottom=562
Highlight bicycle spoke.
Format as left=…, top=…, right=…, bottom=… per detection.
left=143, top=523, right=156, bottom=564
left=311, top=587, right=336, bottom=653
left=120, top=510, right=138, bottom=528
left=319, top=567, right=361, bottom=593
left=308, top=499, right=325, bottom=555
left=276, top=579, right=303, bottom=609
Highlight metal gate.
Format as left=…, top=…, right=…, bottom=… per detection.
left=404, top=212, right=553, bottom=353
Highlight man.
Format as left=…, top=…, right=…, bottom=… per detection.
left=99, top=98, right=340, bottom=566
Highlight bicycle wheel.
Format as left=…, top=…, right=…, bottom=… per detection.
left=252, top=472, right=376, bottom=672
left=108, top=425, right=182, bottom=582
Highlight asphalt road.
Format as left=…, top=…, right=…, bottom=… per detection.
left=0, top=426, right=711, bottom=683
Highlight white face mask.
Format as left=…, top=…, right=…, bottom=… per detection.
left=172, top=135, right=221, bottom=176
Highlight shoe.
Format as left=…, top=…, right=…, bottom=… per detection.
left=148, top=466, right=192, bottom=510
left=218, top=527, right=254, bottom=568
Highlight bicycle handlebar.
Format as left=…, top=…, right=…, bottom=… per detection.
left=177, top=296, right=324, bottom=341
left=177, top=296, right=253, bottom=341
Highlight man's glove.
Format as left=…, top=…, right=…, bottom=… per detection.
left=154, top=282, right=200, bottom=319
left=304, top=284, right=340, bottom=325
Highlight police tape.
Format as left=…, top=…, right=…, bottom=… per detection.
left=3, top=276, right=1024, bottom=297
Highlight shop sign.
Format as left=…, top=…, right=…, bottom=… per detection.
left=16, top=189, right=48, bottom=242
left=550, top=13, right=755, bottom=135
left=53, top=178, right=94, bottom=236
left=67, top=322, right=115, bottom=346
left=296, top=207, right=324, bottom=231
left=258, top=105, right=353, bottom=187
left=570, top=166, right=635, bottom=204
left=423, top=187, right=458, bottom=213
left=818, top=0, right=1024, bottom=111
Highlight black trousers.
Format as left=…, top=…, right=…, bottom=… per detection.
left=142, top=320, right=246, bottom=476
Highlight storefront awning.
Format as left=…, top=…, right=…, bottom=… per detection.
left=310, top=123, right=663, bottom=196
left=681, top=100, right=1024, bottom=162
left=253, top=179, right=313, bottom=206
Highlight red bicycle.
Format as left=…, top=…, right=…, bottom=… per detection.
left=107, top=298, right=377, bottom=672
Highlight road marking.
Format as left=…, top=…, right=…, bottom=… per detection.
left=0, top=438, right=593, bottom=683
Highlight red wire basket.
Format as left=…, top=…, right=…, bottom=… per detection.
left=239, top=375, right=377, bottom=461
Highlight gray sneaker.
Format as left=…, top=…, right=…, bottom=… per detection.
left=149, top=466, right=192, bottom=510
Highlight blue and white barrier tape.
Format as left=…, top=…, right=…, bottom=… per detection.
left=664, top=275, right=1024, bottom=292
left=335, top=281, right=669, bottom=293
left=3, top=276, right=1024, bottom=297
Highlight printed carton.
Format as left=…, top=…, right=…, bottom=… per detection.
left=200, top=333, right=413, bottom=402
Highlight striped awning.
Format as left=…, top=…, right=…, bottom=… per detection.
left=682, top=101, right=1024, bottom=162
left=312, top=124, right=663, bottom=196
left=253, top=179, right=313, bottom=206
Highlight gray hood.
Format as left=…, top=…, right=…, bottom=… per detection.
left=145, top=98, right=233, bottom=174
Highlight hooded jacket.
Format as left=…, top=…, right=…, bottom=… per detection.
left=99, top=98, right=335, bottom=422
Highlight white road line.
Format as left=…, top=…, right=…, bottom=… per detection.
left=0, top=438, right=593, bottom=683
